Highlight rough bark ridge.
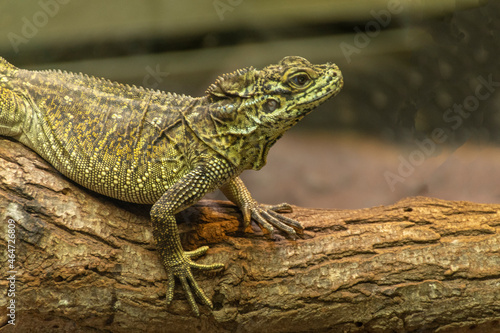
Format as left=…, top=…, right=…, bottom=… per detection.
left=0, top=137, right=499, bottom=333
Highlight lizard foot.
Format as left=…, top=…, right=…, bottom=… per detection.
left=244, top=202, right=304, bottom=239
left=165, top=246, right=224, bottom=316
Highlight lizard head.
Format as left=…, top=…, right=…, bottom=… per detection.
left=192, top=56, right=343, bottom=170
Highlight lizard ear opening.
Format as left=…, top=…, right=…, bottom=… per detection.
left=205, top=67, right=257, bottom=98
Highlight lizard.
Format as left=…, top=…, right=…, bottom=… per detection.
left=0, top=55, right=343, bottom=316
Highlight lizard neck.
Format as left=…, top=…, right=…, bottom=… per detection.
left=182, top=96, right=273, bottom=171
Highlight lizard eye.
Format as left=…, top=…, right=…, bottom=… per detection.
left=264, top=99, right=279, bottom=113
left=290, top=73, right=311, bottom=88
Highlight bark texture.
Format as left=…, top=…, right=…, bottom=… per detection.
left=0, top=137, right=500, bottom=333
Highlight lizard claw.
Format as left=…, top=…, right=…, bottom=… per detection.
left=164, top=246, right=224, bottom=316
left=220, top=178, right=303, bottom=238
left=243, top=201, right=303, bottom=239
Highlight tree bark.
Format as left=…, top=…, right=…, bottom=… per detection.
left=0, top=137, right=499, bottom=333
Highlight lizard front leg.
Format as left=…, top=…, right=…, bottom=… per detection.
left=150, top=158, right=236, bottom=316
left=220, top=177, right=303, bottom=238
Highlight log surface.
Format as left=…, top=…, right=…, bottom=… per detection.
left=0, top=137, right=500, bottom=333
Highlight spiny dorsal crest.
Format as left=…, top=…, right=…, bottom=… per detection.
left=206, top=66, right=257, bottom=98
left=34, top=67, right=171, bottom=98
left=0, top=57, right=18, bottom=73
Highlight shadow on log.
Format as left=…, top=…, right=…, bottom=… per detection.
left=0, top=137, right=500, bottom=333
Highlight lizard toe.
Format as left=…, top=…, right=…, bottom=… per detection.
left=266, top=202, right=294, bottom=213
left=250, top=204, right=303, bottom=238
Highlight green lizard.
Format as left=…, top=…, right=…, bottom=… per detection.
left=0, top=56, right=343, bottom=315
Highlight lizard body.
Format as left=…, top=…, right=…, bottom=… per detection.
left=0, top=56, right=343, bottom=315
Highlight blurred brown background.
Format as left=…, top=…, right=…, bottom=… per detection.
left=1, top=0, right=499, bottom=209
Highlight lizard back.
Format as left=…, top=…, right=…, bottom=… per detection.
left=0, top=59, right=205, bottom=204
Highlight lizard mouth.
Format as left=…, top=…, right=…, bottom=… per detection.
left=297, top=67, right=343, bottom=107
left=298, top=79, right=343, bottom=106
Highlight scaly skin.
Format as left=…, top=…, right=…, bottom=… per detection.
left=0, top=56, right=343, bottom=315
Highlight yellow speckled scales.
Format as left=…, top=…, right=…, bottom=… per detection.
left=0, top=56, right=343, bottom=315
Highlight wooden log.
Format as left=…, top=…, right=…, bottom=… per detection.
left=0, top=137, right=499, bottom=333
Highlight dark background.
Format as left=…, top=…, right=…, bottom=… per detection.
left=1, top=0, right=499, bottom=209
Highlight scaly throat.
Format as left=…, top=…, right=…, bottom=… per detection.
left=181, top=96, right=276, bottom=170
